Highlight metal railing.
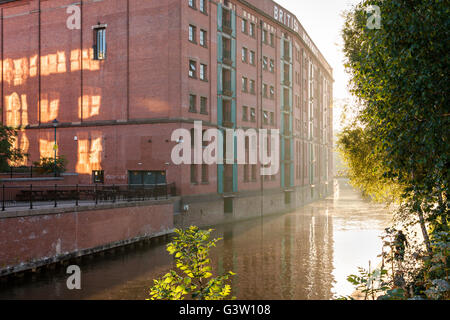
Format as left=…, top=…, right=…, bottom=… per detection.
left=0, top=183, right=177, bottom=211
left=0, top=166, right=59, bottom=179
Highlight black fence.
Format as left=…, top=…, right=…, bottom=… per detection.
left=0, top=166, right=59, bottom=179
left=0, top=183, right=177, bottom=211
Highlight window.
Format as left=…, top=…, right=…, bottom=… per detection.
left=191, top=165, right=198, bottom=184
left=188, top=0, right=196, bottom=9
left=249, top=80, right=255, bottom=94
left=251, top=164, right=257, bottom=181
left=200, top=97, right=208, bottom=114
left=250, top=107, right=256, bottom=122
left=262, top=30, right=268, bottom=44
left=270, top=33, right=274, bottom=47
left=199, top=0, right=207, bottom=13
left=244, top=164, right=250, bottom=182
left=263, top=111, right=269, bottom=125
left=189, top=94, right=197, bottom=112
left=270, top=86, right=275, bottom=100
left=189, top=60, right=197, bottom=78
left=200, top=64, right=207, bottom=81
left=249, top=23, right=255, bottom=37
left=242, top=77, right=248, bottom=92
left=296, top=118, right=301, bottom=131
left=189, top=25, right=196, bottom=43
left=93, top=26, right=106, bottom=60
left=242, top=19, right=247, bottom=34
left=249, top=51, right=255, bottom=65
left=200, top=29, right=207, bottom=47
left=93, top=170, right=104, bottom=184
left=263, top=84, right=268, bottom=98
left=269, top=59, right=275, bottom=73
left=242, top=106, right=248, bottom=121
left=201, top=164, right=208, bottom=183
left=263, top=56, right=268, bottom=70
left=242, top=47, right=248, bottom=63
left=270, top=112, right=275, bottom=125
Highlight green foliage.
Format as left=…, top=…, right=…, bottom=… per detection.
left=339, top=264, right=390, bottom=300
left=33, top=156, right=67, bottom=175
left=340, top=0, right=449, bottom=299
left=149, top=226, right=236, bottom=300
left=341, top=228, right=449, bottom=300
left=0, top=125, right=26, bottom=171
left=337, top=123, right=404, bottom=202
left=422, top=231, right=449, bottom=299
left=341, top=0, right=449, bottom=227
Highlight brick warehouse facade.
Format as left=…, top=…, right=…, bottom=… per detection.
left=0, top=0, right=333, bottom=223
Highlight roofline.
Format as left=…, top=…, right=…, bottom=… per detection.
left=0, top=0, right=333, bottom=77
left=236, top=0, right=333, bottom=77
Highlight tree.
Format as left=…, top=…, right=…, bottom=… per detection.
left=339, top=0, right=449, bottom=300
left=149, top=226, right=236, bottom=300
left=341, top=0, right=449, bottom=251
left=0, top=125, right=26, bottom=171
left=337, top=121, right=404, bottom=203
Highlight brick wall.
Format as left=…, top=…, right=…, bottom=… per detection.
left=0, top=201, right=173, bottom=275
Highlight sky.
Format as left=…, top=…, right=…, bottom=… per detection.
left=275, top=0, right=361, bottom=131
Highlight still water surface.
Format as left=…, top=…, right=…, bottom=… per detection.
left=0, top=179, right=392, bottom=300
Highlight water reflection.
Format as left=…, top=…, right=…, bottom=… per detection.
left=0, top=179, right=391, bottom=300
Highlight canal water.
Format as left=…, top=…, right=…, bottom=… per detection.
left=0, top=179, right=392, bottom=300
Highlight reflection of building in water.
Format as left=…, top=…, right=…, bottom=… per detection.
left=214, top=206, right=334, bottom=299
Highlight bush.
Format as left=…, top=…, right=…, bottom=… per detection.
left=33, top=156, right=67, bottom=175
left=149, top=226, right=236, bottom=300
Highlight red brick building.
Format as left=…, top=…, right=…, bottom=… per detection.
left=0, top=0, right=333, bottom=222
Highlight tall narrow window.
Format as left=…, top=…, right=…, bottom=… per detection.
left=201, top=164, right=208, bottom=183
left=251, top=165, right=257, bottom=181
left=188, top=0, right=196, bottom=9
left=250, top=107, right=256, bottom=122
left=242, top=47, right=248, bottom=63
left=249, top=23, right=255, bottom=37
left=242, top=106, right=248, bottom=121
left=242, top=77, right=248, bottom=92
left=200, top=30, right=207, bottom=47
left=263, top=56, right=268, bottom=70
left=249, top=51, right=255, bottom=65
left=200, top=97, right=208, bottom=114
left=242, top=19, right=247, bottom=34
left=249, top=80, right=255, bottom=94
left=269, top=59, right=275, bottom=73
left=191, top=165, right=198, bottom=184
left=189, top=94, right=197, bottom=112
left=263, top=111, right=269, bottom=125
left=93, top=26, right=107, bottom=60
left=199, top=0, right=206, bottom=13
left=189, top=60, right=197, bottom=78
left=270, top=86, right=275, bottom=100
left=189, top=25, right=196, bottom=43
left=200, top=64, right=207, bottom=81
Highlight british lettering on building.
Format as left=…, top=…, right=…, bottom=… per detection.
left=0, top=0, right=333, bottom=222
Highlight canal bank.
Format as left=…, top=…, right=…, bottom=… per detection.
left=0, top=181, right=332, bottom=278
left=0, top=179, right=392, bottom=299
